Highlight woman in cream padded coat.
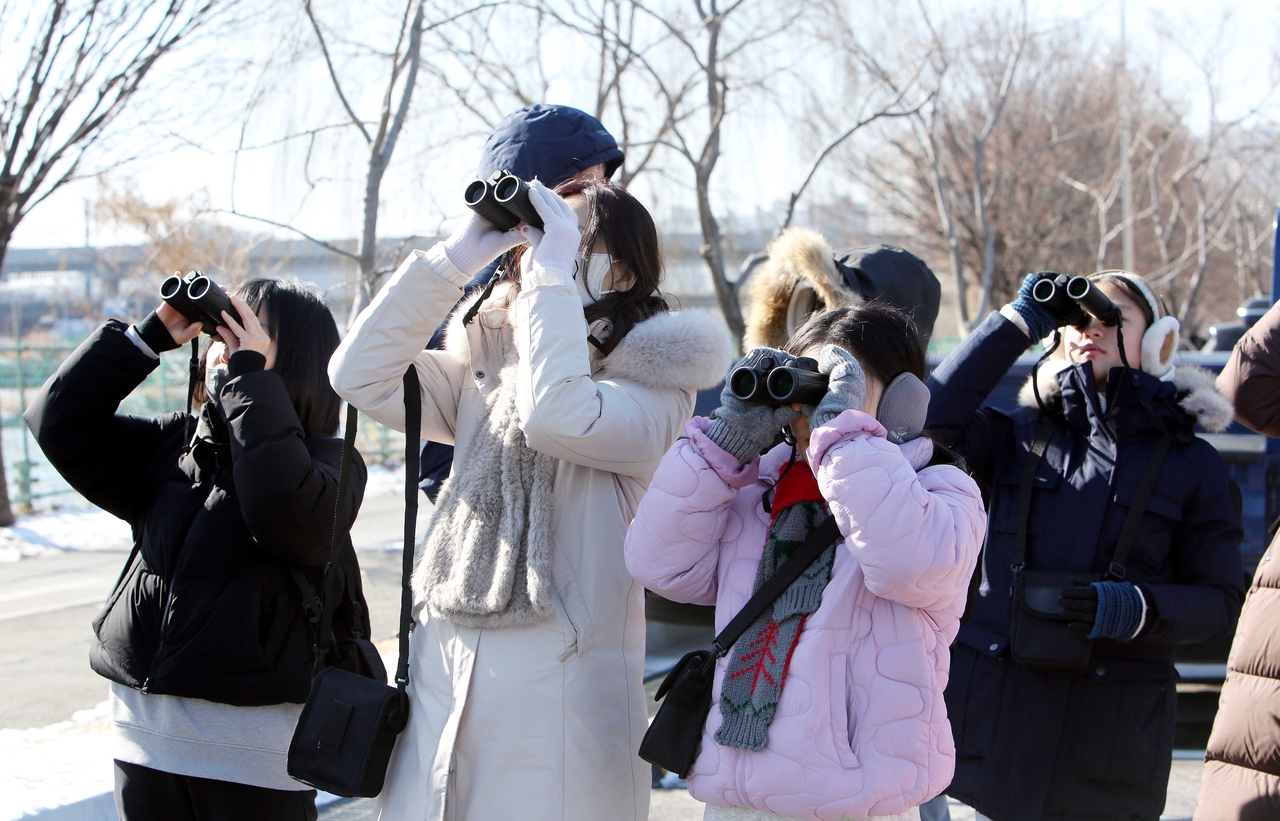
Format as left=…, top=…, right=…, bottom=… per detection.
left=328, top=178, right=731, bottom=821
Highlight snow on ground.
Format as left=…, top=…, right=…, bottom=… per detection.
left=364, top=463, right=409, bottom=498
left=0, top=701, right=113, bottom=820
left=0, top=701, right=346, bottom=819
left=0, top=463, right=407, bottom=564
left=0, top=510, right=133, bottom=563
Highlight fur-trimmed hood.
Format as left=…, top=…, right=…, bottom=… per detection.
left=1017, top=358, right=1234, bottom=433
left=743, top=228, right=858, bottom=350
left=444, top=281, right=732, bottom=392
left=743, top=228, right=943, bottom=350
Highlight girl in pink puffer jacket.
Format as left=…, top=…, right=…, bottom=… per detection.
left=625, top=304, right=986, bottom=821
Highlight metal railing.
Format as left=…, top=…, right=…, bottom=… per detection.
left=0, top=339, right=407, bottom=513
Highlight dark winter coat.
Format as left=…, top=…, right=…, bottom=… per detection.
left=1197, top=300, right=1280, bottom=821
left=420, top=103, right=626, bottom=499
left=25, top=319, right=369, bottom=706
left=926, top=311, right=1246, bottom=821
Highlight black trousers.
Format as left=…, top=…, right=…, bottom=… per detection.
left=114, top=760, right=318, bottom=821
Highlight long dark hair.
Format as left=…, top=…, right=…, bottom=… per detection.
left=784, top=301, right=926, bottom=385
left=509, top=178, right=667, bottom=354
left=195, top=278, right=342, bottom=438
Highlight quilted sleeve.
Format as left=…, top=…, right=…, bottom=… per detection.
left=624, top=418, right=758, bottom=606
left=809, top=409, right=987, bottom=615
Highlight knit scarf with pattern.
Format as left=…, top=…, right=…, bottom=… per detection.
left=716, top=461, right=835, bottom=751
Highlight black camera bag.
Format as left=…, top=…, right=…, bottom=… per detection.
left=1008, top=418, right=1172, bottom=672
left=640, top=517, right=841, bottom=777
left=287, top=366, right=422, bottom=797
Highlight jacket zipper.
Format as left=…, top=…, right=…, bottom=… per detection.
left=140, top=470, right=212, bottom=693
left=735, top=749, right=757, bottom=810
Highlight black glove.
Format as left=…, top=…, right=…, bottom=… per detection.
left=1058, top=583, right=1098, bottom=629
left=1059, top=581, right=1145, bottom=641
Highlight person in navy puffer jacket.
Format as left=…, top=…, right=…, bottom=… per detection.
left=418, top=104, right=624, bottom=500
left=926, top=270, right=1246, bottom=821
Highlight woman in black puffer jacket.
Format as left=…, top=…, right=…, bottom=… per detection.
left=26, top=278, right=369, bottom=821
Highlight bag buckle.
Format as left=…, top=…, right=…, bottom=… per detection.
left=1106, top=562, right=1126, bottom=581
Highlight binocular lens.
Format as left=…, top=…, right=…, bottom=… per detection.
left=1065, top=277, right=1091, bottom=301
left=729, top=369, right=759, bottom=399
left=769, top=369, right=797, bottom=398
left=494, top=175, right=520, bottom=203
left=159, top=275, right=184, bottom=300
left=1031, top=277, right=1058, bottom=303
left=188, top=277, right=213, bottom=300
left=464, top=180, right=489, bottom=207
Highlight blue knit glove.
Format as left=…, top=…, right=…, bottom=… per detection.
left=1007, top=273, right=1067, bottom=342
left=1059, top=581, right=1145, bottom=641
left=707, top=349, right=803, bottom=464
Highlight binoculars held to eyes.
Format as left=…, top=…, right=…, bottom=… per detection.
left=159, top=271, right=240, bottom=335
left=464, top=170, right=543, bottom=232
left=1031, top=273, right=1122, bottom=329
left=729, top=354, right=829, bottom=407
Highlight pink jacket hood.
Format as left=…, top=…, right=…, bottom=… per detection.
left=625, top=410, right=986, bottom=820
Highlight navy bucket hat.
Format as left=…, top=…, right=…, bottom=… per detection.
left=477, top=104, right=626, bottom=187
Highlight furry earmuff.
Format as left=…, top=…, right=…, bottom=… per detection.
left=1090, top=271, right=1179, bottom=379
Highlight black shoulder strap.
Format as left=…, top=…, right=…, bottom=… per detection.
left=1012, top=418, right=1056, bottom=574
left=313, top=403, right=360, bottom=669
left=397, top=365, right=421, bottom=691
left=1106, top=431, right=1175, bottom=580
left=711, top=516, right=842, bottom=658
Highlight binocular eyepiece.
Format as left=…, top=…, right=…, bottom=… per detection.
left=1030, top=273, right=1122, bottom=329
left=464, top=170, right=543, bottom=232
left=729, top=355, right=829, bottom=407
left=159, top=271, right=240, bottom=335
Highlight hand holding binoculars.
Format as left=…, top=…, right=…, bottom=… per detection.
left=1031, top=272, right=1122, bottom=329
left=729, top=354, right=829, bottom=407
left=464, top=170, right=543, bottom=232
left=159, top=271, right=240, bottom=336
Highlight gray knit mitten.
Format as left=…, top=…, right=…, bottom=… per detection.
left=707, top=348, right=802, bottom=464
left=807, top=345, right=867, bottom=429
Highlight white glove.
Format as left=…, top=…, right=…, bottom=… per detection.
left=440, top=210, right=526, bottom=278
left=523, top=181, right=582, bottom=286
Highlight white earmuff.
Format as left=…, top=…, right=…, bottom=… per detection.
left=1091, top=271, right=1180, bottom=379
left=1141, top=316, right=1179, bottom=379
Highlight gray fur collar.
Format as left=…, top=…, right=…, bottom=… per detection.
left=1016, top=358, right=1234, bottom=433
left=443, top=280, right=732, bottom=391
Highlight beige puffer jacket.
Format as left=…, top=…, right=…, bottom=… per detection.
left=328, top=245, right=731, bottom=821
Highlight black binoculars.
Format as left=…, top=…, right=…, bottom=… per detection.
left=729, top=354, right=829, bottom=407
left=464, top=170, right=543, bottom=231
left=1031, top=273, right=1121, bottom=329
left=159, top=271, right=239, bottom=335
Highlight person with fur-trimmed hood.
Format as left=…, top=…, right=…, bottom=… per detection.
left=925, top=271, right=1245, bottom=820
left=329, top=178, right=732, bottom=820
left=742, top=227, right=942, bottom=350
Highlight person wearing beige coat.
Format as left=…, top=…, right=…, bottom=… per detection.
left=328, top=178, right=732, bottom=821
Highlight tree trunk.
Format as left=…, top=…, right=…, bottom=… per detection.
left=0, top=236, right=22, bottom=526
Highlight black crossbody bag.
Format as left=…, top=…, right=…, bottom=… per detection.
left=287, top=366, right=422, bottom=797
left=1008, top=418, right=1173, bottom=672
left=639, top=516, right=842, bottom=778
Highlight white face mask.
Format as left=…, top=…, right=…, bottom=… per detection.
left=575, top=253, right=616, bottom=306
